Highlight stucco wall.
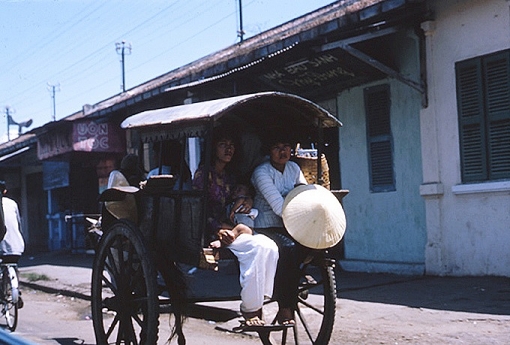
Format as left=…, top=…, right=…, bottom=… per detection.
left=338, top=31, right=426, bottom=274
left=421, top=0, right=510, bottom=276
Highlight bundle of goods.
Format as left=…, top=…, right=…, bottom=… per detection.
left=293, top=143, right=330, bottom=190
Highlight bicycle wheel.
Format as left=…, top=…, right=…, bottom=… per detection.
left=91, top=219, right=159, bottom=344
left=2, top=269, right=18, bottom=332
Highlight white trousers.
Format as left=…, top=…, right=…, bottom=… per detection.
left=228, top=233, right=279, bottom=313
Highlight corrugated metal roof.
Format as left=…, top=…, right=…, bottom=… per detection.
left=0, top=134, right=37, bottom=157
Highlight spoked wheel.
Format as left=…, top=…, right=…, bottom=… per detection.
left=91, top=219, right=159, bottom=344
left=265, top=257, right=336, bottom=345
left=293, top=258, right=336, bottom=344
left=2, top=272, right=18, bottom=332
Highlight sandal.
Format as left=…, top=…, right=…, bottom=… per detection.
left=243, top=316, right=266, bottom=327
left=233, top=316, right=266, bottom=332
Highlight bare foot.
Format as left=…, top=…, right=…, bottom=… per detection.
left=209, top=240, right=222, bottom=248
left=277, top=308, right=295, bottom=326
left=242, top=308, right=262, bottom=320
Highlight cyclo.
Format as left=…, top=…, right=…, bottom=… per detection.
left=91, top=92, right=345, bottom=345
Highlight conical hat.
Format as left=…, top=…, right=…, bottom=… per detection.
left=282, top=184, right=346, bottom=249
left=102, top=186, right=139, bottom=224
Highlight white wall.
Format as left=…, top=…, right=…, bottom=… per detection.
left=339, top=30, right=426, bottom=274
left=421, top=0, right=510, bottom=276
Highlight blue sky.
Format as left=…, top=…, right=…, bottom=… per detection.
left=0, top=0, right=335, bottom=142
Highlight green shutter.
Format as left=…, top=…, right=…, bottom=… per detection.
left=456, top=58, right=487, bottom=182
left=365, top=85, right=395, bottom=192
left=484, top=51, right=510, bottom=180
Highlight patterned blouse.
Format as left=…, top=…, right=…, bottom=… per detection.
left=192, top=166, right=237, bottom=238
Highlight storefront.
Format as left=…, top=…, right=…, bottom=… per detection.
left=37, top=119, right=125, bottom=251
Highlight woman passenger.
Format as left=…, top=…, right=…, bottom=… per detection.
left=192, top=129, right=278, bottom=327
left=251, top=135, right=309, bottom=325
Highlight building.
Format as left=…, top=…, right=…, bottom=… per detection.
left=1, top=0, right=508, bottom=277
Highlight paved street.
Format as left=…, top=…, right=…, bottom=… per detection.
left=11, top=251, right=510, bottom=344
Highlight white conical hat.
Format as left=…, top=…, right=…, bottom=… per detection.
left=282, top=184, right=346, bottom=249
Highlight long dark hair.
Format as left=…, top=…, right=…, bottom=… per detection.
left=210, top=127, right=240, bottom=173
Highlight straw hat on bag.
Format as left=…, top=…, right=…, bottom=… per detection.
left=282, top=184, right=346, bottom=249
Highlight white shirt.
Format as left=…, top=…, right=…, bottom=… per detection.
left=147, top=165, right=171, bottom=178
left=147, top=165, right=191, bottom=190
left=251, top=160, right=307, bottom=228
left=0, top=197, right=24, bottom=256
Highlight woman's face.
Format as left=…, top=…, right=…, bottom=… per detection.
left=215, top=138, right=235, bottom=164
left=269, top=141, right=292, bottom=166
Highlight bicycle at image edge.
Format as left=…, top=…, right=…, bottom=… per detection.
left=0, top=260, right=22, bottom=332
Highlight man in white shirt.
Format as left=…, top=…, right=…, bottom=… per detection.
left=0, top=181, right=24, bottom=263
left=0, top=181, right=25, bottom=309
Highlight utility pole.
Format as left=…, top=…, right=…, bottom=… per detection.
left=4, top=106, right=14, bottom=141
left=237, top=0, right=245, bottom=42
left=47, top=83, right=60, bottom=121
left=115, top=41, right=132, bottom=92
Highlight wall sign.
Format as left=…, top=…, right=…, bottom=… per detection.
left=43, top=161, right=70, bottom=190
left=37, top=120, right=125, bottom=160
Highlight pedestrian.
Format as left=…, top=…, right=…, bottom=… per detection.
left=0, top=181, right=25, bottom=264
left=0, top=180, right=25, bottom=308
left=147, top=139, right=192, bottom=190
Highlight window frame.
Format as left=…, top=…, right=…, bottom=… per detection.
left=456, top=49, right=510, bottom=183
left=364, top=84, right=396, bottom=193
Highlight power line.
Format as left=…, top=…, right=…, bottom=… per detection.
left=1, top=0, right=258, bottom=129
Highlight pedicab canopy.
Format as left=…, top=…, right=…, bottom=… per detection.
left=121, top=92, right=342, bottom=142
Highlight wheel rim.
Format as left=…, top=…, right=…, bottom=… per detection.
left=293, top=262, right=336, bottom=344
left=3, top=276, right=18, bottom=331
left=92, top=220, right=159, bottom=344
left=261, top=259, right=336, bottom=344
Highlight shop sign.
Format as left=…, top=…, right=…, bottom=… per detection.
left=259, top=52, right=356, bottom=92
left=37, top=121, right=125, bottom=159
left=43, top=161, right=70, bottom=190
left=72, top=121, right=124, bottom=153
left=37, top=130, right=73, bottom=160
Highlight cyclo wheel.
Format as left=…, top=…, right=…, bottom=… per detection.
left=263, top=255, right=336, bottom=345
left=91, top=219, right=159, bottom=344
left=293, top=256, right=336, bottom=344
left=2, top=267, right=18, bottom=332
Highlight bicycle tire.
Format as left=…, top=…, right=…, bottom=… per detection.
left=2, top=267, right=18, bottom=332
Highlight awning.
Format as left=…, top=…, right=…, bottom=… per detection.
left=0, top=146, right=31, bottom=163
left=121, top=91, right=342, bottom=130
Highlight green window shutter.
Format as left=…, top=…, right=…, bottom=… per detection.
left=484, top=51, right=510, bottom=180
left=365, top=84, right=395, bottom=192
left=456, top=58, right=487, bottom=182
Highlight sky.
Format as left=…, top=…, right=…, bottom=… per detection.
left=0, top=0, right=336, bottom=142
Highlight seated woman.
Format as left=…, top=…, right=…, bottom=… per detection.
left=251, top=135, right=309, bottom=326
left=192, top=129, right=278, bottom=326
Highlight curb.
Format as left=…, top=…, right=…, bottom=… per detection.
left=19, top=280, right=91, bottom=301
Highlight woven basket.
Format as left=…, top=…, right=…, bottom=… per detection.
left=294, top=154, right=330, bottom=190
